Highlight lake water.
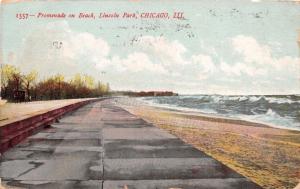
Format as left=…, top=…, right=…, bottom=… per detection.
left=141, top=95, right=300, bottom=131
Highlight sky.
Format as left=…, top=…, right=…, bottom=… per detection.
left=1, top=0, right=300, bottom=94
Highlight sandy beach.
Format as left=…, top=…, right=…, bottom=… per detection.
left=116, top=97, right=300, bottom=189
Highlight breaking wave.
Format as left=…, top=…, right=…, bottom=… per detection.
left=141, top=95, right=300, bottom=131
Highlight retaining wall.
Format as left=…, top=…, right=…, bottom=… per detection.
left=0, top=98, right=102, bottom=154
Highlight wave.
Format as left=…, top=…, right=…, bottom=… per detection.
left=265, top=97, right=296, bottom=104
left=141, top=95, right=300, bottom=131
left=249, top=96, right=264, bottom=102
left=265, top=108, right=279, bottom=117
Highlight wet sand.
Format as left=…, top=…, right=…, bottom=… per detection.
left=116, top=97, right=300, bottom=189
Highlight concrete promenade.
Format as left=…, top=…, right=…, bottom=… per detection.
left=0, top=99, right=262, bottom=189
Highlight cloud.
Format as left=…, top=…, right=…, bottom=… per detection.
left=63, top=32, right=110, bottom=62
left=17, top=22, right=169, bottom=79
left=136, top=36, right=188, bottom=66
left=107, top=52, right=167, bottom=74
left=231, top=35, right=299, bottom=73
left=18, top=21, right=80, bottom=77
left=185, top=35, right=299, bottom=94
left=191, top=54, right=216, bottom=80
left=220, top=61, right=266, bottom=76
left=15, top=21, right=113, bottom=79
left=60, top=27, right=173, bottom=75
left=232, top=35, right=273, bottom=65
left=10, top=21, right=300, bottom=94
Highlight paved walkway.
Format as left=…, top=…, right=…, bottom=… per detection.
left=0, top=99, right=93, bottom=125
left=0, top=99, right=262, bottom=189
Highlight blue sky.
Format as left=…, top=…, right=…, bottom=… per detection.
left=1, top=0, right=300, bottom=94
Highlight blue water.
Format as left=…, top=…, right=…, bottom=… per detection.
left=141, top=95, right=300, bottom=131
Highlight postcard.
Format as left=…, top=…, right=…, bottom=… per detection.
left=0, top=0, right=299, bottom=189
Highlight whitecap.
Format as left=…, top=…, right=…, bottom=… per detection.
left=266, top=97, right=293, bottom=104
left=249, top=96, right=264, bottom=102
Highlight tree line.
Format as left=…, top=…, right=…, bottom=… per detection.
left=1, top=64, right=110, bottom=102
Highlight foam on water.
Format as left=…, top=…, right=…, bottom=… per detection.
left=141, top=95, right=300, bottom=131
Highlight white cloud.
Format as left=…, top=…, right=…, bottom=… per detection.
left=192, top=54, right=215, bottom=74
left=232, top=35, right=273, bottom=65
left=61, top=31, right=170, bottom=75
left=199, top=41, right=218, bottom=57
left=185, top=35, right=299, bottom=94
left=18, top=21, right=81, bottom=77
left=191, top=54, right=216, bottom=80
left=232, top=35, right=299, bottom=73
left=117, top=52, right=167, bottom=74
left=13, top=22, right=300, bottom=94
left=63, top=32, right=110, bottom=61
left=137, top=36, right=188, bottom=66
left=18, top=22, right=170, bottom=79
left=220, top=61, right=266, bottom=76
left=275, top=56, right=299, bottom=68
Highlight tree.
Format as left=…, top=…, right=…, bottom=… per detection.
left=71, top=73, right=84, bottom=88
left=24, top=70, right=38, bottom=101
left=1, top=65, right=24, bottom=100
left=83, top=74, right=94, bottom=89
left=1, top=64, right=19, bottom=87
left=53, top=74, right=64, bottom=99
left=1, top=65, right=111, bottom=101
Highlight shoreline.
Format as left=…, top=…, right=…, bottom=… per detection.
left=136, top=97, right=300, bottom=132
left=116, top=97, right=300, bottom=189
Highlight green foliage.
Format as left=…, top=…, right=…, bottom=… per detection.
left=1, top=64, right=23, bottom=99
left=1, top=64, right=110, bottom=101
left=1, top=64, right=20, bottom=87
left=24, top=70, right=38, bottom=100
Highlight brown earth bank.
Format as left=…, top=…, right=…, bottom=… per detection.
left=116, top=97, right=300, bottom=189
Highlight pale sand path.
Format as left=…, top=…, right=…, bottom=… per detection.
left=0, top=99, right=95, bottom=127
